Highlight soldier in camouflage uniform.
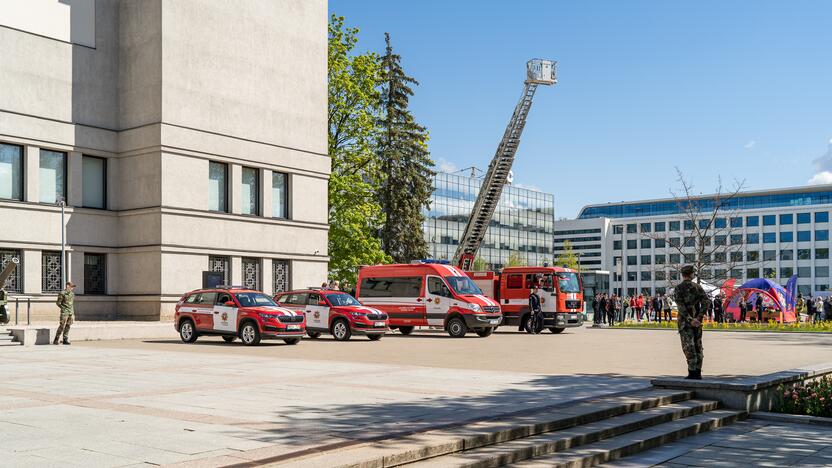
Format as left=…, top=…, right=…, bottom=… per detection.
left=53, top=282, right=76, bottom=345
left=0, top=287, right=8, bottom=325
left=673, top=266, right=711, bottom=380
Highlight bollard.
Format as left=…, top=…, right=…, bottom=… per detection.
left=27, top=298, right=31, bottom=325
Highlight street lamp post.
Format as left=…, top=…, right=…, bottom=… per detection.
left=57, top=197, right=66, bottom=286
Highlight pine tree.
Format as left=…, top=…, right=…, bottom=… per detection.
left=377, top=33, right=435, bottom=263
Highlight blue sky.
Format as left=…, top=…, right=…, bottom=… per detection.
left=330, top=0, right=832, bottom=218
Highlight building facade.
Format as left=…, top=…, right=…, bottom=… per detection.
left=423, top=171, right=555, bottom=268
left=555, top=186, right=832, bottom=297
left=0, top=0, right=328, bottom=320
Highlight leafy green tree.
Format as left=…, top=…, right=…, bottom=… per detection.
left=555, top=240, right=582, bottom=271
left=328, top=15, right=390, bottom=284
left=472, top=256, right=489, bottom=271
left=505, top=252, right=527, bottom=267
left=377, top=33, right=435, bottom=263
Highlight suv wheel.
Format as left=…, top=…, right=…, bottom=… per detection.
left=447, top=317, right=468, bottom=338
left=307, top=331, right=322, bottom=339
left=548, top=327, right=566, bottom=334
left=239, top=322, right=261, bottom=346
left=283, top=337, right=301, bottom=345
left=476, top=327, right=494, bottom=338
left=367, top=334, right=383, bottom=341
left=398, top=326, right=414, bottom=336
left=179, top=320, right=198, bottom=343
left=332, top=319, right=351, bottom=341
left=222, top=335, right=236, bottom=343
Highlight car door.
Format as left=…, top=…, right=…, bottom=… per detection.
left=195, top=292, right=217, bottom=330
left=213, top=292, right=238, bottom=333
left=305, top=293, right=329, bottom=330
left=426, top=276, right=453, bottom=326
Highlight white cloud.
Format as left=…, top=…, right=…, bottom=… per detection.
left=435, top=158, right=458, bottom=174
left=809, top=139, right=832, bottom=184
left=744, top=140, right=756, bottom=150
left=808, top=171, right=832, bottom=185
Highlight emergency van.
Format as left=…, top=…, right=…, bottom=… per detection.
left=175, top=286, right=305, bottom=346
left=468, top=266, right=584, bottom=333
left=356, top=261, right=502, bottom=338
left=274, top=289, right=389, bottom=341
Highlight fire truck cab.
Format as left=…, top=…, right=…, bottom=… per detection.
left=356, top=261, right=503, bottom=338
left=469, top=266, right=584, bottom=333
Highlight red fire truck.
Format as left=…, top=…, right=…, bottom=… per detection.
left=468, top=266, right=584, bottom=333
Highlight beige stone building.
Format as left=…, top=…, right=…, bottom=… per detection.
left=0, top=0, right=329, bottom=320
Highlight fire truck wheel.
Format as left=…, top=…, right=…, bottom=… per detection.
left=367, top=334, right=383, bottom=341
left=398, top=326, right=415, bottom=335
left=332, top=319, right=352, bottom=341
left=548, top=327, right=566, bottom=334
left=307, top=331, right=322, bottom=339
left=283, top=338, right=301, bottom=345
left=179, top=319, right=198, bottom=343
left=239, top=322, right=262, bottom=346
left=222, top=335, right=236, bottom=343
left=476, top=328, right=494, bottom=338
left=447, top=317, right=468, bottom=338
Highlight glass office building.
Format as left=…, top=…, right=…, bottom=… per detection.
left=423, top=172, right=554, bottom=268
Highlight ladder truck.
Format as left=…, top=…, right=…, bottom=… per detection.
left=454, top=59, right=586, bottom=333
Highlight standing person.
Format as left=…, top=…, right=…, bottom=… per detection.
left=599, top=294, right=608, bottom=325
left=622, top=295, right=630, bottom=321
left=739, top=296, right=748, bottom=322
left=615, top=295, right=623, bottom=323
left=527, top=286, right=542, bottom=333
left=592, top=294, right=600, bottom=325
left=53, top=282, right=76, bottom=345
left=607, top=294, right=617, bottom=326
left=755, top=294, right=764, bottom=323
left=824, top=296, right=832, bottom=322
left=674, top=266, right=710, bottom=380
left=0, top=285, right=8, bottom=325
left=807, top=294, right=815, bottom=323
left=663, top=293, right=673, bottom=322
left=815, top=295, right=825, bottom=322
left=653, top=294, right=663, bottom=323
left=713, top=295, right=724, bottom=323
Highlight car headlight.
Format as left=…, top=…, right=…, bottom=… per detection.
left=468, top=303, right=482, bottom=312
left=351, top=311, right=368, bottom=317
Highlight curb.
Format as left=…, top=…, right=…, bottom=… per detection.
left=605, top=326, right=832, bottom=335
left=750, top=411, right=832, bottom=427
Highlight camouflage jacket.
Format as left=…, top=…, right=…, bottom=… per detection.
left=673, top=280, right=709, bottom=330
left=0, top=289, right=6, bottom=306
left=57, top=290, right=75, bottom=314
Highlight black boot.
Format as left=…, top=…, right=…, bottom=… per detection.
left=62, top=336, right=70, bottom=345
left=692, top=370, right=702, bottom=380
left=684, top=370, right=695, bottom=380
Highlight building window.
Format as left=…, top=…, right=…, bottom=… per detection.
left=816, top=248, right=829, bottom=260
left=731, top=234, right=743, bottom=245
left=627, top=239, right=636, bottom=249
left=613, top=240, right=622, bottom=250
left=782, top=267, right=794, bottom=278
left=764, top=268, right=776, bottom=278
left=747, top=268, right=760, bottom=279
left=798, top=267, right=811, bottom=278
left=669, top=271, right=680, bottom=281
left=763, top=250, right=776, bottom=261
left=746, top=216, right=760, bottom=227
left=640, top=239, right=651, bottom=249
left=797, top=213, right=811, bottom=224
left=747, top=233, right=760, bottom=244
left=684, top=236, right=695, bottom=247
left=655, top=271, right=666, bottom=281
left=84, top=253, right=106, bottom=294
left=780, top=232, right=793, bottom=243
left=819, top=284, right=829, bottom=291
left=82, top=156, right=106, bottom=209
left=39, top=149, right=66, bottom=204
left=684, top=220, right=694, bottom=230
left=626, top=223, right=637, bottom=233
left=640, top=255, right=651, bottom=265
left=640, top=223, right=651, bottom=233
left=669, top=237, right=680, bottom=247
left=731, top=251, right=744, bottom=262
left=208, top=256, right=230, bottom=284
left=670, top=253, right=681, bottom=264
left=747, top=251, right=760, bottom=261
left=627, top=255, right=637, bottom=266
left=242, top=257, right=260, bottom=290
left=42, top=251, right=63, bottom=293
left=730, top=217, right=743, bottom=228
left=762, top=215, right=776, bottom=226
left=798, top=231, right=811, bottom=242
left=816, top=212, right=829, bottom=223
left=241, top=167, right=260, bottom=215
left=780, top=250, right=793, bottom=261
left=816, top=230, right=829, bottom=241
left=272, top=172, right=289, bottom=219
left=0, top=250, right=22, bottom=292
left=613, top=225, right=623, bottom=234
left=641, top=271, right=651, bottom=281
left=780, top=214, right=793, bottom=225
left=655, top=254, right=666, bottom=264
left=627, top=272, right=636, bottom=281
left=273, top=260, right=290, bottom=294
left=798, top=249, right=811, bottom=260
left=0, top=143, right=23, bottom=201
left=208, top=162, right=228, bottom=212
left=714, top=235, right=727, bottom=246
left=685, top=253, right=696, bottom=263
left=713, top=252, right=725, bottom=263
left=654, top=222, right=666, bottom=232
left=816, top=267, right=829, bottom=278
left=763, top=233, right=776, bottom=243
left=714, top=218, right=727, bottom=229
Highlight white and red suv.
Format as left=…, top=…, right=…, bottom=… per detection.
left=274, top=289, right=389, bottom=341
left=175, top=287, right=305, bottom=346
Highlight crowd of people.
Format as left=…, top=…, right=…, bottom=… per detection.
left=591, top=292, right=675, bottom=326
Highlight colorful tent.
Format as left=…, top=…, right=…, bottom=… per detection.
left=723, top=276, right=798, bottom=323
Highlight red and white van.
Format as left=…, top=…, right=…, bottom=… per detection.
left=175, top=286, right=305, bottom=346
left=274, top=289, right=389, bottom=341
left=356, top=261, right=502, bottom=338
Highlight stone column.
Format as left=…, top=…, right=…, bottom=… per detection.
left=261, top=258, right=273, bottom=295
left=24, top=145, right=39, bottom=202
left=261, top=169, right=272, bottom=219
left=230, top=164, right=242, bottom=215
left=231, top=256, right=242, bottom=286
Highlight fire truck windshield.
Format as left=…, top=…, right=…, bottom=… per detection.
left=556, top=272, right=581, bottom=293
left=444, top=276, right=483, bottom=295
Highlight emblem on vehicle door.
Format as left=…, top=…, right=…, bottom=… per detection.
left=221, top=312, right=228, bottom=321
left=435, top=298, right=441, bottom=305
left=314, top=311, right=320, bottom=319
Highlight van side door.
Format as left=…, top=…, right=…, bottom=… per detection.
left=426, top=276, right=453, bottom=326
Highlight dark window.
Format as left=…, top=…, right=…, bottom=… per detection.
left=731, top=251, right=744, bottom=262
left=763, top=233, right=776, bottom=243
left=797, top=249, right=811, bottom=259
left=669, top=271, right=679, bottom=281
left=627, top=239, right=637, bottom=249
left=626, top=224, right=637, bottom=233
left=780, top=214, right=793, bottom=225
left=747, top=233, right=760, bottom=244
left=669, top=221, right=680, bottom=231
left=747, top=268, right=760, bottom=279
left=428, top=277, right=453, bottom=297
left=731, top=234, right=743, bottom=245
left=208, top=161, right=228, bottom=212
left=798, top=231, right=811, bottom=242
left=627, top=256, right=637, bottom=266
left=670, top=253, right=681, bottom=264
left=781, top=267, right=794, bottom=278
left=816, top=212, right=829, bottom=223
left=242, top=257, right=260, bottom=290
left=798, top=267, right=811, bottom=278
left=699, top=219, right=710, bottom=229
left=613, top=225, right=623, bottom=234
left=780, top=232, right=793, bottom=242
left=780, top=250, right=794, bottom=261
left=730, top=217, right=743, bottom=228
left=640, top=255, right=651, bottom=265
left=209, top=256, right=230, bottom=285
left=684, top=220, right=694, bottom=230
left=747, top=251, right=760, bottom=261
left=816, top=230, right=829, bottom=241
left=281, top=293, right=308, bottom=305
left=0, top=250, right=22, bottom=292
left=797, top=213, right=811, bottom=224
left=199, top=291, right=218, bottom=305
left=669, top=237, right=680, bottom=247
left=627, top=272, right=636, bottom=281
left=715, top=235, right=727, bottom=246
left=640, top=223, right=651, bottom=233
left=746, top=216, right=760, bottom=227
left=272, top=172, right=289, bottom=219
left=816, top=267, right=829, bottom=278
left=272, top=260, right=290, bottom=294
left=713, top=252, right=725, bottom=263
left=763, top=250, right=776, bottom=261
left=42, top=251, right=62, bottom=293
left=613, top=240, right=622, bottom=250
left=764, top=268, right=776, bottom=278
left=641, top=271, right=651, bottom=281
left=763, top=215, right=776, bottom=226
left=640, top=239, right=651, bottom=249
left=359, top=276, right=422, bottom=298
left=816, top=248, right=829, bottom=260
left=0, top=143, right=23, bottom=201
left=655, top=254, right=666, bottom=264
left=684, top=237, right=695, bottom=247
left=714, top=218, right=727, bottom=229
left=82, top=155, right=107, bottom=209
left=684, top=253, right=695, bottom=263
left=307, top=293, right=323, bottom=305
left=84, top=253, right=106, bottom=294
left=654, top=222, right=666, bottom=232
left=655, top=271, right=666, bottom=280
left=216, top=292, right=233, bottom=305
left=655, top=238, right=666, bottom=248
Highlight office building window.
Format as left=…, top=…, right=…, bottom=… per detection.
left=655, top=254, right=666, bottom=264
left=640, top=255, right=651, bottom=265
left=0, top=143, right=23, bottom=201
left=715, top=235, right=727, bottom=246
left=669, top=237, right=680, bottom=247
left=816, top=212, right=829, bottom=223
left=627, top=239, right=636, bottom=249
left=641, top=271, right=651, bottom=281
left=626, top=223, right=636, bottom=233
left=0, top=250, right=22, bottom=292
left=780, top=250, right=793, bottom=261
left=764, top=268, right=777, bottom=278
left=627, top=255, right=637, bottom=266
left=798, top=267, right=811, bottom=278
left=780, top=214, right=793, bottom=225
left=627, top=272, right=636, bottom=281
left=780, top=232, right=793, bottom=242
left=84, top=253, right=106, bottom=294
left=731, top=234, right=743, bottom=245
left=763, top=233, right=776, bottom=243
left=654, top=222, right=666, bottom=232
left=208, top=162, right=228, bottom=212
left=640, top=239, right=651, bottom=249
left=731, top=269, right=743, bottom=280
left=273, top=260, right=290, bottom=294
left=816, top=267, right=829, bottom=278
left=817, top=248, right=829, bottom=260
left=272, top=172, right=289, bottom=219
left=670, top=253, right=681, bottom=264
left=241, top=167, right=260, bottom=215
left=669, top=221, right=680, bottom=231
left=242, top=257, right=260, bottom=289
left=746, top=233, right=760, bottom=244
left=655, top=271, right=666, bottom=281
left=684, top=236, right=695, bottom=247
left=763, top=215, right=776, bottom=226
left=816, top=230, right=829, bottom=241
left=747, top=268, right=760, bottom=279
left=684, top=220, right=694, bottom=230
left=655, top=238, right=666, bottom=248
left=39, top=149, right=66, bottom=204
left=42, top=251, right=63, bottom=293
left=819, top=284, right=829, bottom=291
left=685, top=253, right=696, bottom=263
left=208, top=256, right=230, bottom=284
left=731, top=251, right=744, bottom=262
left=730, top=217, right=743, bottom=228
left=747, top=251, right=760, bottom=261
left=613, top=225, right=623, bottom=234
left=782, top=267, right=794, bottom=278
left=797, top=231, right=811, bottom=242
left=714, top=218, right=727, bottom=229
left=669, top=271, right=680, bottom=281
left=714, top=252, right=725, bottom=263
left=797, top=213, right=811, bottom=224
left=640, top=223, right=651, bottom=233
left=613, top=240, right=622, bottom=250
left=798, top=249, right=811, bottom=260
left=763, top=250, right=776, bottom=261
left=82, top=156, right=106, bottom=209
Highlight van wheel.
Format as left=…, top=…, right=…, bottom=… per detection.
left=549, top=327, right=566, bottom=334
left=222, top=335, right=236, bottom=343
left=307, top=331, right=322, bottom=339
left=398, top=326, right=414, bottom=336
left=239, top=322, right=261, bottom=346
left=332, top=319, right=351, bottom=341
left=367, top=334, right=383, bottom=341
left=283, top=338, right=301, bottom=345
left=179, top=319, right=198, bottom=343
left=447, top=317, right=468, bottom=338
left=476, top=328, right=494, bottom=338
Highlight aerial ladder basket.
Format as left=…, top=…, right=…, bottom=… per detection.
left=453, top=59, right=557, bottom=271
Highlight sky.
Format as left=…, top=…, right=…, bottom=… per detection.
left=329, top=0, right=832, bottom=219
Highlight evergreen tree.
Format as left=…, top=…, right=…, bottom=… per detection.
left=377, top=33, right=435, bottom=263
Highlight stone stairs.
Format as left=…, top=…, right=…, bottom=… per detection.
left=280, top=389, right=746, bottom=468
left=0, top=328, right=21, bottom=346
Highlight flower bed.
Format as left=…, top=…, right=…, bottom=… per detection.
left=612, top=320, right=832, bottom=333
left=778, top=376, right=832, bottom=418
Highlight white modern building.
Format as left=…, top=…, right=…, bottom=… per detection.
left=0, top=0, right=328, bottom=321
left=555, top=185, right=832, bottom=297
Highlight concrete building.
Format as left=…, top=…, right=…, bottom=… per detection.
left=555, top=185, right=832, bottom=297
left=423, top=171, right=554, bottom=268
left=0, top=0, right=328, bottom=321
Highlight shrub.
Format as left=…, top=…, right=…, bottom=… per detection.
left=777, top=376, right=832, bottom=418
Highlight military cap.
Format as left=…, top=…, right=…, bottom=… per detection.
left=680, top=265, right=695, bottom=277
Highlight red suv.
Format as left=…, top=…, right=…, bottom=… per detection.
left=274, top=289, right=389, bottom=341
left=175, top=287, right=305, bottom=346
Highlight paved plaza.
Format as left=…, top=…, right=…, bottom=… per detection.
left=1, top=327, right=831, bottom=466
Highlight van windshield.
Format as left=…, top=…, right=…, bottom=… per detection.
left=444, top=276, right=483, bottom=295
left=556, top=272, right=581, bottom=293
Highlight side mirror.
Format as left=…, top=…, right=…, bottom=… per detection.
left=318, top=300, right=327, bottom=306
left=224, top=301, right=235, bottom=307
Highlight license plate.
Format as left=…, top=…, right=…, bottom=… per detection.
left=287, top=325, right=300, bottom=330
left=570, top=314, right=577, bottom=320
left=490, top=319, right=500, bottom=325
left=375, top=322, right=386, bottom=327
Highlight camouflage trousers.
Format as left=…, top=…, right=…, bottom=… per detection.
left=679, top=326, right=703, bottom=372
left=56, top=313, right=73, bottom=339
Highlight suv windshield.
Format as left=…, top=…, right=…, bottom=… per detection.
left=444, top=276, right=483, bottom=295
left=556, top=272, right=581, bottom=293
left=234, top=292, right=277, bottom=307
left=326, top=293, right=361, bottom=306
